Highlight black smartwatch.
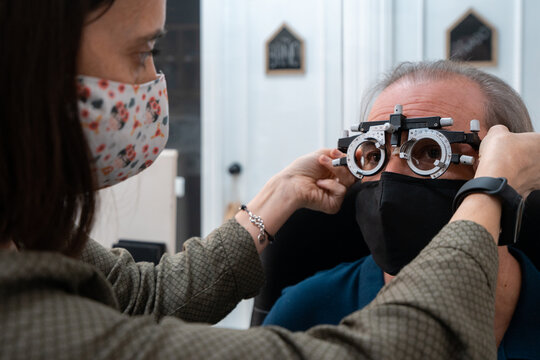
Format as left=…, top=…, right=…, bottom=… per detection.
left=452, top=177, right=525, bottom=245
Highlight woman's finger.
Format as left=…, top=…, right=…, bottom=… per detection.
left=316, top=178, right=345, bottom=193
left=318, top=154, right=356, bottom=187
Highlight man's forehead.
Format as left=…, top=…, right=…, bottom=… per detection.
left=367, top=77, right=487, bottom=134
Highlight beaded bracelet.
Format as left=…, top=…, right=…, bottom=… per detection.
left=239, top=204, right=274, bottom=244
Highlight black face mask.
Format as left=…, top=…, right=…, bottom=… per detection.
left=355, top=172, right=467, bottom=275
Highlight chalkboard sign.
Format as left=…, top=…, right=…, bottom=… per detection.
left=446, top=9, right=497, bottom=66
left=266, top=23, right=305, bottom=74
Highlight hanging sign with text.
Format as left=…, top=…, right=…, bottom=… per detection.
left=447, top=9, right=497, bottom=66
left=266, top=23, right=305, bottom=75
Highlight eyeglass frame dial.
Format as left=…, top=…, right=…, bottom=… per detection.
left=399, top=128, right=453, bottom=179
left=345, top=125, right=388, bottom=180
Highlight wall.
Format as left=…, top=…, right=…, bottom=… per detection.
left=522, top=0, right=540, bottom=124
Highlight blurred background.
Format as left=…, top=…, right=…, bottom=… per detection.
left=91, top=0, right=540, bottom=328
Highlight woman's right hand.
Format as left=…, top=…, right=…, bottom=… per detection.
left=277, top=148, right=356, bottom=214
left=475, top=125, right=540, bottom=198
left=235, top=148, right=355, bottom=253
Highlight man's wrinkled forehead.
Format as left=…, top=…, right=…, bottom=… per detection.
left=366, top=76, right=487, bottom=136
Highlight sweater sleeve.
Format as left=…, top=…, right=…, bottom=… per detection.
left=67, top=220, right=498, bottom=359
left=79, top=218, right=265, bottom=324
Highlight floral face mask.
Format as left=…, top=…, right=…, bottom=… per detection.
left=77, top=74, right=169, bottom=188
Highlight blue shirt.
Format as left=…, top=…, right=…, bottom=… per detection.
left=263, top=255, right=384, bottom=331
left=263, top=249, right=540, bottom=359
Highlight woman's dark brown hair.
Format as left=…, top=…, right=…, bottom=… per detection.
left=0, top=0, right=115, bottom=256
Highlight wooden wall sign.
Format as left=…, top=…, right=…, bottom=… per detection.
left=446, top=9, right=497, bottom=66
left=266, top=23, right=305, bottom=74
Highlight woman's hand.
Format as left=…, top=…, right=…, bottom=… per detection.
left=452, top=125, right=540, bottom=242
left=235, top=148, right=355, bottom=253
left=475, top=125, right=540, bottom=198
left=279, top=148, right=356, bottom=214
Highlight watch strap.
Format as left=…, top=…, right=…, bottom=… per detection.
left=453, top=177, right=524, bottom=245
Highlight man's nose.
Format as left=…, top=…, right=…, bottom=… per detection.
left=383, top=146, right=415, bottom=176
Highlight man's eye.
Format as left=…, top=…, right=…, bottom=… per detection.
left=357, top=150, right=381, bottom=170
left=367, top=151, right=381, bottom=163
left=356, top=140, right=383, bottom=170
left=413, top=145, right=441, bottom=161
left=409, top=138, right=443, bottom=169
left=426, top=146, right=441, bottom=159
left=412, top=146, right=440, bottom=166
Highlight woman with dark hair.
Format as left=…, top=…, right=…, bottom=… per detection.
left=1, top=0, right=540, bottom=358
